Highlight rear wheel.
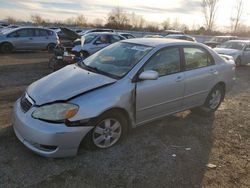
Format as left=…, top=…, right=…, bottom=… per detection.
left=1, top=43, right=13, bottom=53
left=192, top=85, right=225, bottom=114
left=47, top=43, right=56, bottom=53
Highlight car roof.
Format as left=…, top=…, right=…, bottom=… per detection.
left=87, top=32, right=119, bottom=35
left=123, top=38, right=194, bottom=47
left=214, top=36, right=238, bottom=38
left=225, top=40, right=250, bottom=43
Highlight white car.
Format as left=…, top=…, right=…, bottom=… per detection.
left=214, top=40, right=250, bottom=66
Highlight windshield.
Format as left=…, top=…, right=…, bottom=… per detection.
left=82, top=33, right=98, bottom=44
left=209, top=37, right=228, bottom=43
left=79, top=42, right=153, bottom=78
left=218, top=41, right=246, bottom=50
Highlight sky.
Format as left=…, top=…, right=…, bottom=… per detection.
left=0, top=0, right=250, bottom=29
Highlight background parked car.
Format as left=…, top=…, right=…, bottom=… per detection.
left=165, top=34, right=196, bottom=42
left=143, top=35, right=164, bottom=38
left=214, top=40, right=250, bottom=66
left=80, top=28, right=115, bottom=35
left=204, top=36, right=238, bottom=48
left=0, top=27, right=58, bottom=53
left=71, top=32, right=125, bottom=57
left=119, top=33, right=136, bottom=39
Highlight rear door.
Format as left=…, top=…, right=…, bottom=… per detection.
left=182, top=46, right=218, bottom=108
left=136, top=47, right=185, bottom=124
left=34, top=29, right=50, bottom=50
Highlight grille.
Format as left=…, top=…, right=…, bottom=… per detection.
left=20, top=94, right=33, bottom=113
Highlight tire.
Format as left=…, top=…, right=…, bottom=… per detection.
left=197, top=85, right=225, bottom=114
left=235, top=57, right=241, bottom=66
left=47, top=43, right=56, bottom=53
left=84, top=111, right=128, bottom=150
left=1, top=42, right=13, bottom=53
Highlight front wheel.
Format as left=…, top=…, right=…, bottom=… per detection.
left=1, top=43, right=13, bottom=53
left=85, top=111, right=128, bottom=149
left=235, top=57, right=241, bottom=66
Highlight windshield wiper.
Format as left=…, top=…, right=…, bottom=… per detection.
left=79, top=61, right=119, bottom=79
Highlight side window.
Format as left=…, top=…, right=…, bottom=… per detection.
left=37, top=29, right=48, bottom=36
left=184, top=47, right=213, bottom=71
left=143, top=47, right=181, bottom=76
left=110, top=35, right=121, bottom=43
left=7, top=31, right=18, bottom=37
left=95, top=35, right=109, bottom=44
left=16, top=29, right=34, bottom=37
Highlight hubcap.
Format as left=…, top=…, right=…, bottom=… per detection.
left=209, top=90, right=222, bottom=109
left=92, top=118, right=122, bottom=148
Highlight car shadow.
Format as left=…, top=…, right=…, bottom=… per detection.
left=0, top=110, right=214, bottom=187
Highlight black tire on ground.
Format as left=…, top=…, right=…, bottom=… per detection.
left=1, top=42, right=13, bottom=53
left=192, top=84, right=225, bottom=114
left=235, top=57, right=241, bottom=66
left=83, top=111, right=128, bottom=150
left=47, top=43, right=56, bottom=53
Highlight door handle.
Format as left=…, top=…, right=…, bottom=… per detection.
left=175, top=76, right=183, bottom=82
left=29, top=38, right=33, bottom=40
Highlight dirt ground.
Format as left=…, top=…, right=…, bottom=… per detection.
left=0, top=52, right=249, bottom=188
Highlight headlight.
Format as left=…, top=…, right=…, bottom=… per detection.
left=32, top=103, right=79, bottom=122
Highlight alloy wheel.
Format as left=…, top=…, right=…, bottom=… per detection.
left=92, top=118, right=122, bottom=148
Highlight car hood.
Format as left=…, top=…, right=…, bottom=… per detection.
left=60, top=27, right=80, bottom=41
left=214, top=48, right=240, bottom=55
left=27, top=65, right=116, bottom=105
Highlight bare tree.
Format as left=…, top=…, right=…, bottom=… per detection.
left=129, top=12, right=146, bottom=29
left=75, top=14, right=87, bottom=27
left=231, top=0, right=244, bottom=34
left=162, top=19, right=171, bottom=30
left=92, top=18, right=104, bottom=27
left=6, top=16, right=18, bottom=24
left=31, top=14, right=46, bottom=25
left=202, top=0, right=220, bottom=31
left=106, top=7, right=129, bottom=29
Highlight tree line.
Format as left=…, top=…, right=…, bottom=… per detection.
left=4, top=0, right=250, bottom=36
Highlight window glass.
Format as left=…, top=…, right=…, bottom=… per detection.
left=110, top=35, right=121, bottom=43
left=184, top=47, right=213, bottom=70
left=16, top=29, right=34, bottom=37
left=95, top=35, right=109, bottom=44
left=143, top=48, right=181, bottom=76
left=39, top=29, right=48, bottom=36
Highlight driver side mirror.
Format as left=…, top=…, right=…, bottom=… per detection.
left=138, top=70, right=159, bottom=81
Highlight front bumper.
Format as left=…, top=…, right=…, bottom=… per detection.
left=12, top=99, right=93, bottom=158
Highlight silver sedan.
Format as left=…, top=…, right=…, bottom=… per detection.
left=13, top=38, right=235, bottom=157
left=214, top=40, right=250, bottom=66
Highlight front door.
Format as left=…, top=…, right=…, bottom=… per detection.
left=136, top=47, right=185, bottom=124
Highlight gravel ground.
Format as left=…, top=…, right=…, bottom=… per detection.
left=0, top=52, right=249, bottom=188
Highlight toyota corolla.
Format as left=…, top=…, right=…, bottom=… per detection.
left=13, top=38, right=235, bottom=158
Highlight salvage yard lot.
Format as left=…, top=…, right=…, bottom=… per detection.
left=0, top=52, right=249, bottom=188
